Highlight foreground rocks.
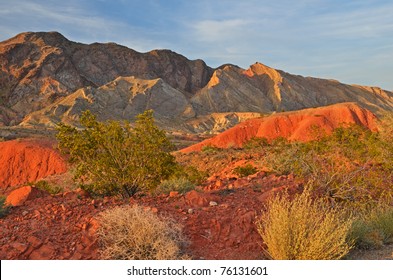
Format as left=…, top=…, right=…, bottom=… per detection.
left=0, top=172, right=300, bottom=260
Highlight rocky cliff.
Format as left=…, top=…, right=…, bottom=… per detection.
left=1, top=32, right=393, bottom=133
left=180, top=102, right=379, bottom=152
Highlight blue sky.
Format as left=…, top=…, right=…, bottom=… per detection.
left=1, top=0, right=393, bottom=90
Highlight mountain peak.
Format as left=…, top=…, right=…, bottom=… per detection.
left=244, top=62, right=282, bottom=82
left=6, top=31, right=70, bottom=47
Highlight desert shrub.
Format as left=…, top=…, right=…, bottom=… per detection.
left=201, top=144, right=221, bottom=154
left=172, top=165, right=208, bottom=185
left=243, top=137, right=269, bottom=150
left=56, top=110, right=177, bottom=197
left=262, top=124, right=393, bottom=208
left=0, top=196, right=10, bottom=218
left=34, top=180, right=62, bottom=194
left=350, top=204, right=393, bottom=249
left=156, top=177, right=195, bottom=195
left=256, top=189, right=353, bottom=260
left=96, top=205, right=188, bottom=260
left=233, top=164, right=257, bottom=177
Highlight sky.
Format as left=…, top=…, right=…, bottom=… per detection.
left=1, top=0, right=393, bottom=90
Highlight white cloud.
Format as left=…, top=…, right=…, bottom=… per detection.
left=193, top=19, right=252, bottom=42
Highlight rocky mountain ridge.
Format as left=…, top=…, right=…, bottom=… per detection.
left=1, top=31, right=393, bottom=133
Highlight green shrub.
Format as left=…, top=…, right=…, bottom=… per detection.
left=350, top=204, right=393, bottom=249
left=156, top=177, right=195, bottom=195
left=172, top=165, right=208, bottom=185
left=201, top=144, right=221, bottom=154
left=243, top=137, right=269, bottom=150
left=96, top=205, right=188, bottom=260
left=262, top=124, right=393, bottom=207
left=56, top=110, right=177, bottom=197
left=34, top=180, right=63, bottom=194
left=256, top=189, right=354, bottom=260
left=0, top=196, right=10, bottom=218
left=233, top=164, right=257, bottom=177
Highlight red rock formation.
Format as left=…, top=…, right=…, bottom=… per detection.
left=5, top=186, right=48, bottom=206
left=0, top=139, right=67, bottom=192
left=180, top=103, right=378, bottom=153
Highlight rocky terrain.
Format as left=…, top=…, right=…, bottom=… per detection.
left=1, top=31, right=393, bottom=260
left=0, top=138, right=67, bottom=195
left=1, top=32, right=393, bottom=134
left=181, top=102, right=378, bottom=152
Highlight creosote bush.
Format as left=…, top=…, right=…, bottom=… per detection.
left=256, top=189, right=354, bottom=260
left=56, top=110, right=177, bottom=197
left=96, top=205, right=188, bottom=260
left=262, top=123, right=393, bottom=208
left=201, top=144, right=221, bottom=154
left=34, top=180, right=63, bottom=194
left=350, top=203, right=393, bottom=249
left=233, top=164, right=257, bottom=177
left=0, top=196, right=10, bottom=218
left=156, top=177, right=195, bottom=195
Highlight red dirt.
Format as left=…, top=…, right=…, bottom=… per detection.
left=0, top=173, right=301, bottom=260
left=180, top=102, right=378, bottom=153
left=0, top=138, right=67, bottom=194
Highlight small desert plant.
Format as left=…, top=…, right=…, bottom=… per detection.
left=34, top=180, right=63, bottom=194
left=201, top=144, right=221, bottom=154
left=233, top=164, right=257, bottom=177
left=172, top=165, right=208, bottom=185
left=350, top=203, right=393, bottom=249
left=243, top=137, right=269, bottom=150
left=256, top=189, right=354, bottom=260
left=0, top=196, right=10, bottom=218
left=96, top=205, right=188, bottom=260
left=263, top=124, right=393, bottom=207
left=156, top=177, right=195, bottom=195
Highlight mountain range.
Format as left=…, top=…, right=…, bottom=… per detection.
left=1, top=31, right=393, bottom=133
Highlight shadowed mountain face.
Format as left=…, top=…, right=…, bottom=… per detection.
left=0, top=32, right=213, bottom=125
left=1, top=32, right=393, bottom=133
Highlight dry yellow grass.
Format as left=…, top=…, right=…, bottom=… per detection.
left=96, top=205, right=188, bottom=260
left=256, top=189, right=354, bottom=260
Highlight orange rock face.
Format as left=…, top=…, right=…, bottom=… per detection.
left=0, top=139, right=67, bottom=192
left=5, top=186, right=48, bottom=206
left=180, top=103, right=378, bottom=153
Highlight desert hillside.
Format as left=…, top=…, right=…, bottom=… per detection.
left=1, top=32, right=393, bottom=134
left=180, top=102, right=378, bottom=152
left=1, top=31, right=393, bottom=261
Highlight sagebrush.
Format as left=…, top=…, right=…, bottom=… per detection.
left=256, top=189, right=353, bottom=260
left=96, top=205, right=188, bottom=260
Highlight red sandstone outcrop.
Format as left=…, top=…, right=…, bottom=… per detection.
left=180, top=103, right=378, bottom=152
left=0, top=139, right=67, bottom=192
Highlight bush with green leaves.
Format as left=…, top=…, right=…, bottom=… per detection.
left=201, top=144, right=221, bottom=154
left=243, top=137, right=269, bottom=150
left=56, top=110, right=177, bottom=197
left=0, top=196, right=10, bottom=218
left=233, top=164, right=258, bottom=177
left=256, top=189, right=354, bottom=260
left=34, top=180, right=63, bottom=194
left=349, top=203, right=393, bottom=249
left=262, top=124, right=393, bottom=208
left=156, top=177, right=195, bottom=195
